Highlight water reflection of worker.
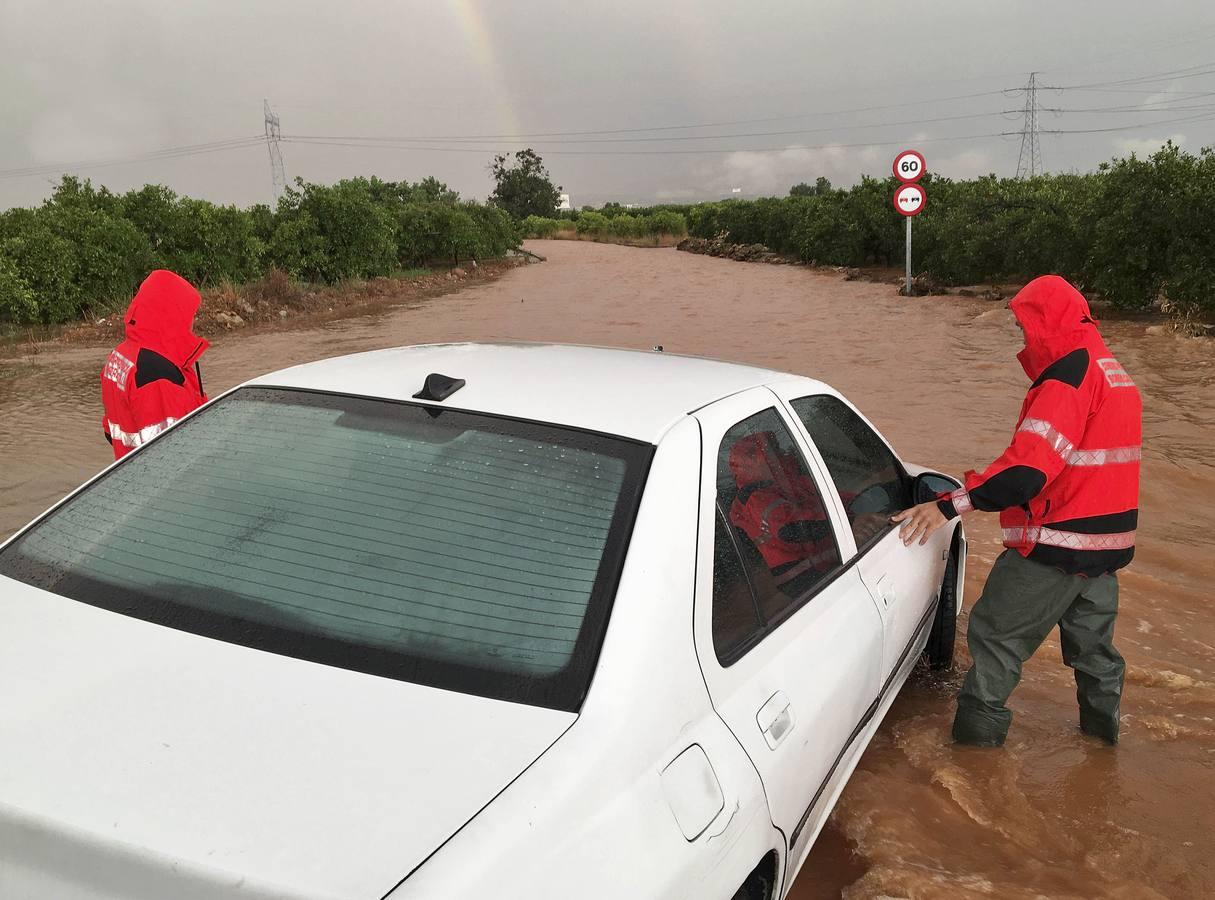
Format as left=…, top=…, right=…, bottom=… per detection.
left=893, top=275, right=1142, bottom=747
left=101, top=270, right=209, bottom=460
left=728, top=432, right=838, bottom=588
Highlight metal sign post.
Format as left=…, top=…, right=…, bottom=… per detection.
left=905, top=216, right=912, bottom=296
left=892, top=150, right=927, bottom=295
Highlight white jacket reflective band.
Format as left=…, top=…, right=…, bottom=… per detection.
left=1003, top=526, right=1136, bottom=551
left=106, top=417, right=178, bottom=449
left=1017, top=417, right=1141, bottom=467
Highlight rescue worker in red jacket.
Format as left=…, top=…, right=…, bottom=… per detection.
left=101, top=270, right=209, bottom=460
left=728, top=432, right=840, bottom=590
left=893, top=275, right=1142, bottom=746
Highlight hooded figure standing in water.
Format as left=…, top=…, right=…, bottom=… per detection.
left=893, top=275, right=1142, bottom=746
left=101, top=270, right=209, bottom=460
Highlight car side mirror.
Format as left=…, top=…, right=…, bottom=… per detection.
left=913, top=471, right=961, bottom=504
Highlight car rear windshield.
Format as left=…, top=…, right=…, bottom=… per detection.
left=0, top=388, right=651, bottom=712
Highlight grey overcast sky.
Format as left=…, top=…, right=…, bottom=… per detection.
left=3, top=0, right=1215, bottom=210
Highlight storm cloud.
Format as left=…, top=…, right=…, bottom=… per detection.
left=2, top=0, right=1213, bottom=209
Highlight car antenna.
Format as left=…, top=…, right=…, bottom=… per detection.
left=413, top=373, right=466, bottom=402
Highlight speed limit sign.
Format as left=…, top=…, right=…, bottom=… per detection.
left=894, top=182, right=926, bottom=216
left=892, top=149, right=926, bottom=183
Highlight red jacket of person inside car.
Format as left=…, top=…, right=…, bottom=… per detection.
left=728, top=432, right=839, bottom=575
left=101, top=270, right=209, bottom=460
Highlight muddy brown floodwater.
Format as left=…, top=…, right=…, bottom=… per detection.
left=2, top=240, right=1213, bottom=898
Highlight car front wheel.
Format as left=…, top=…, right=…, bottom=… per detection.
left=925, top=547, right=958, bottom=670
left=731, top=876, right=770, bottom=900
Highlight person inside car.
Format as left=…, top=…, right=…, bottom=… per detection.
left=727, top=432, right=839, bottom=592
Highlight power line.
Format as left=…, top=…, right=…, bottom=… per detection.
left=4, top=60, right=1214, bottom=186
left=269, top=63, right=1215, bottom=150
left=284, top=110, right=1015, bottom=147
left=1061, top=86, right=1215, bottom=96
left=1038, top=110, right=1215, bottom=135
left=1035, top=27, right=1215, bottom=79
left=285, top=89, right=1014, bottom=144
left=1053, top=61, right=1215, bottom=91
left=0, top=137, right=264, bottom=181
left=281, top=98, right=1215, bottom=153
left=1044, top=102, right=1215, bottom=115
left=280, top=105, right=1215, bottom=159
left=282, top=131, right=1010, bottom=157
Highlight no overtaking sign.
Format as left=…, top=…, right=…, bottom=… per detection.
left=893, top=183, right=926, bottom=216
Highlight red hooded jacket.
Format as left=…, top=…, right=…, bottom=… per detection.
left=101, top=270, right=209, bottom=460
left=728, top=432, right=841, bottom=580
left=937, top=275, right=1142, bottom=576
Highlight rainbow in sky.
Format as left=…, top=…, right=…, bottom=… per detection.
left=446, top=0, right=521, bottom=137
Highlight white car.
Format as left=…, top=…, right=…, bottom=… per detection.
left=0, top=343, right=965, bottom=900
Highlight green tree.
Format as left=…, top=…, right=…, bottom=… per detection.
left=1084, top=142, right=1215, bottom=312
left=575, top=211, right=609, bottom=237
left=409, top=176, right=460, bottom=204
left=119, top=185, right=264, bottom=285
left=270, top=178, right=396, bottom=281
left=790, top=178, right=832, bottom=197
left=489, top=149, right=561, bottom=219
left=522, top=215, right=561, bottom=238
left=0, top=254, right=37, bottom=323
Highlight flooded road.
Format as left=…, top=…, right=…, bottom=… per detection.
left=2, top=240, right=1212, bottom=897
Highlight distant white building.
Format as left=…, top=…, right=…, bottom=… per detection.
left=557, top=193, right=572, bottom=212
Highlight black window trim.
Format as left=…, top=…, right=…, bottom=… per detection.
left=712, top=504, right=766, bottom=665
left=0, top=385, right=656, bottom=714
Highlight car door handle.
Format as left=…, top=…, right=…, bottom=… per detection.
left=876, top=573, right=897, bottom=608
left=756, top=691, right=794, bottom=750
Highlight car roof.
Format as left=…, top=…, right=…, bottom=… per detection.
left=245, top=342, right=830, bottom=443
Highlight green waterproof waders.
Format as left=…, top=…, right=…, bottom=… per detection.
left=953, top=549, right=1125, bottom=746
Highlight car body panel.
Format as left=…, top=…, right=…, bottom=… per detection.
left=386, top=418, right=782, bottom=900
left=0, top=578, right=574, bottom=900
left=781, top=593, right=937, bottom=882
left=691, top=389, right=885, bottom=873
left=245, top=342, right=793, bottom=444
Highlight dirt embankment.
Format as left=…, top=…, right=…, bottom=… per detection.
left=677, top=234, right=1017, bottom=299
left=677, top=235, right=1215, bottom=329
left=1, top=259, right=526, bottom=359
left=541, top=227, right=684, bottom=248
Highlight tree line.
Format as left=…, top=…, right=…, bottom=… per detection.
left=685, top=142, right=1215, bottom=318
left=3, top=142, right=1212, bottom=324
left=0, top=174, right=523, bottom=325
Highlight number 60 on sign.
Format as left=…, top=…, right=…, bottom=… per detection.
left=892, top=150, right=925, bottom=182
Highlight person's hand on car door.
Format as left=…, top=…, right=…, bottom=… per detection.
left=891, top=502, right=947, bottom=546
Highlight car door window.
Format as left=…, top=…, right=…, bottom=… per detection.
left=711, top=512, right=764, bottom=661
left=789, top=395, right=911, bottom=550
left=712, top=408, right=843, bottom=662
